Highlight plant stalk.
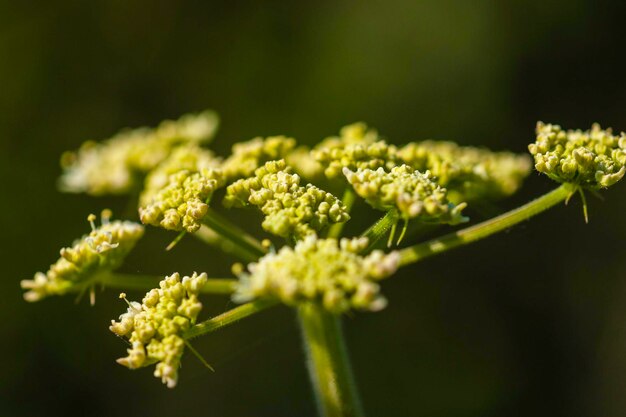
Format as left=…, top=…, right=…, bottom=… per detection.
left=184, top=299, right=278, bottom=340
left=398, top=183, right=573, bottom=267
left=360, top=209, right=399, bottom=252
left=298, top=303, right=364, bottom=417
left=200, top=208, right=267, bottom=262
left=94, top=273, right=237, bottom=294
left=194, top=226, right=257, bottom=262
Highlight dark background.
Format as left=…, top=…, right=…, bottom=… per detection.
left=2, top=1, right=626, bottom=416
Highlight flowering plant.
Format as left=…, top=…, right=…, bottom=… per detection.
left=22, top=110, right=626, bottom=416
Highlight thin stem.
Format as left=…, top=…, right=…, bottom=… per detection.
left=98, top=272, right=237, bottom=294
left=199, top=208, right=267, bottom=262
left=359, top=209, right=399, bottom=252
left=194, top=225, right=256, bottom=262
left=327, top=189, right=357, bottom=239
left=398, top=183, right=573, bottom=267
left=184, top=299, right=278, bottom=340
left=298, top=303, right=364, bottom=417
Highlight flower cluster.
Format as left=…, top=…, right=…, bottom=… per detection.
left=234, top=236, right=399, bottom=313
left=288, top=122, right=380, bottom=180
left=221, top=136, right=297, bottom=181
left=529, top=122, right=626, bottom=188
left=21, top=211, right=144, bottom=302
left=110, top=272, right=207, bottom=388
left=140, top=143, right=221, bottom=206
left=398, top=140, right=532, bottom=202
left=313, top=140, right=399, bottom=179
left=343, top=165, right=468, bottom=224
left=139, top=168, right=225, bottom=233
left=59, top=110, right=219, bottom=195
left=223, top=160, right=350, bottom=239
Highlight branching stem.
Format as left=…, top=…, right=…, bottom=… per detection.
left=398, top=183, right=574, bottom=267
left=200, top=208, right=267, bottom=262
left=96, top=272, right=237, bottom=294
left=360, top=209, right=399, bottom=252
left=184, top=299, right=278, bottom=340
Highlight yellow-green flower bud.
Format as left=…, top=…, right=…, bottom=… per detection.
left=288, top=122, right=380, bottom=180
left=140, top=143, right=221, bottom=207
left=234, top=236, right=399, bottom=313
left=110, top=272, right=207, bottom=388
left=59, top=110, right=219, bottom=195
left=313, top=140, right=399, bottom=179
left=221, top=136, right=296, bottom=181
left=223, top=160, right=350, bottom=239
left=344, top=165, right=467, bottom=224
left=21, top=211, right=144, bottom=302
left=398, top=140, right=532, bottom=202
left=529, top=122, right=626, bottom=188
left=139, top=168, right=224, bottom=233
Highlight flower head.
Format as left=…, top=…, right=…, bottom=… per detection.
left=288, top=122, right=380, bottom=180
left=344, top=165, right=468, bottom=224
left=140, top=143, right=221, bottom=207
left=223, top=160, right=350, bottom=239
left=221, top=136, right=297, bottom=181
left=110, top=272, right=207, bottom=388
left=313, top=140, right=399, bottom=179
left=59, top=110, right=219, bottom=195
left=139, top=168, right=224, bottom=233
left=398, top=140, right=532, bottom=202
left=234, top=236, right=399, bottom=313
left=529, top=122, right=626, bottom=188
left=21, top=211, right=144, bottom=302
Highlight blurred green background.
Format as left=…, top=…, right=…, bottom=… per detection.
left=2, top=1, right=626, bottom=416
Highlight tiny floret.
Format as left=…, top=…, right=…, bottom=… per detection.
left=529, top=122, right=626, bottom=188
left=139, top=168, right=224, bottom=233
left=398, top=140, right=532, bottom=202
left=140, top=143, right=221, bottom=206
left=59, top=110, right=219, bottom=195
left=343, top=165, right=468, bottom=225
left=221, top=136, right=297, bottom=181
left=313, top=140, right=399, bottom=179
left=223, top=160, right=350, bottom=239
left=234, top=236, right=399, bottom=313
left=21, top=211, right=144, bottom=302
left=288, top=122, right=380, bottom=180
left=110, top=272, right=208, bottom=388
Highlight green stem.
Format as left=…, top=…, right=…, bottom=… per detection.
left=298, top=303, right=364, bottom=417
left=194, top=225, right=259, bottom=263
left=184, top=299, right=278, bottom=340
left=200, top=208, right=267, bottom=262
left=327, top=189, right=357, bottom=239
left=398, top=183, right=573, bottom=267
left=98, top=272, right=237, bottom=294
left=360, top=209, right=399, bottom=252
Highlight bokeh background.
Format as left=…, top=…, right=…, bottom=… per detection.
left=2, top=1, right=626, bottom=416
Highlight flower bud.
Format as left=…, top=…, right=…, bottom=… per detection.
left=22, top=212, right=144, bottom=302
left=529, top=122, right=626, bottom=188
left=234, top=236, right=399, bottom=313
left=110, top=272, right=208, bottom=388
